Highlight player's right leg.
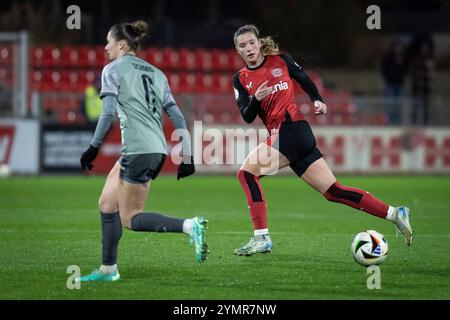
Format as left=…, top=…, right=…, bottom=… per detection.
left=235, top=142, right=290, bottom=256
left=78, top=161, right=122, bottom=282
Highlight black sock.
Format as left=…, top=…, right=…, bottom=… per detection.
left=131, top=212, right=184, bottom=233
left=101, top=211, right=122, bottom=266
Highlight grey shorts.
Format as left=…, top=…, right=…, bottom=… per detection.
left=119, top=153, right=166, bottom=184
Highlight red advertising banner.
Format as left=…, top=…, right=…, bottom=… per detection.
left=0, top=125, right=15, bottom=165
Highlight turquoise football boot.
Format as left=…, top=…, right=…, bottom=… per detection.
left=77, top=269, right=120, bottom=282
left=189, top=217, right=208, bottom=263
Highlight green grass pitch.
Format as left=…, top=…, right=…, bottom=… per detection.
left=0, top=175, right=449, bottom=299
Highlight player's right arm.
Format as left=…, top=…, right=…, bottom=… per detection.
left=233, top=73, right=260, bottom=123
left=80, top=63, right=118, bottom=171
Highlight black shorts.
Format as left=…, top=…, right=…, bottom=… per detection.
left=267, top=120, right=323, bottom=177
left=119, top=153, right=166, bottom=184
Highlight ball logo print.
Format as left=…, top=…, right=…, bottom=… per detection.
left=351, top=230, right=388, bottom=266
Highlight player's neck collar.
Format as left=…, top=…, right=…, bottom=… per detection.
left=246, top=55, right=267, bottom=71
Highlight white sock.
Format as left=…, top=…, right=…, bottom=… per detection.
left=99, top=264, right=117, bottom=274
left=254, top=228, right=269, bottom=236
left=183, top=218, right=195, bottom=235
left=386, top=206, right=396, bottom=222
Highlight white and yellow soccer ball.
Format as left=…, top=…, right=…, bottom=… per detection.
left=351, top=230, right=388, bottom=266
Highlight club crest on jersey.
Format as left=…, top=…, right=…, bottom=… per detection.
left=271, top=68, right=283, bottom=77
left=272, top=80, right=289, bottom=94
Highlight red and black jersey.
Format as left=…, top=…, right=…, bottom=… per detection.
left=233, top=53, right=323, bottom=132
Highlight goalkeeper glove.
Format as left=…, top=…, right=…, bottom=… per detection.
left=177, top=156, right=195, bottom=180
left=80, top=145, right=99, bottom=171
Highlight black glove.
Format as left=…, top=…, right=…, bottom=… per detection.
left=177, top=156, right=195, bottom=180
left=80, top=145, right=99, bottom=171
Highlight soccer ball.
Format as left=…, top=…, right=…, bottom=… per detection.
left=351, top=230, right=388, bottom=266
left=0, top=164, right=11, bottom=178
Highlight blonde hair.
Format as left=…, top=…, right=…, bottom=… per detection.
left=233, top=24, right=279, bottom=56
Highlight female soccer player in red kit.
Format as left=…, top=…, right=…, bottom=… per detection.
left=232, top=25, right=413, bottom=256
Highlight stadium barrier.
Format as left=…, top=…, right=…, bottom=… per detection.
left=39, top=120, right=178, bottom=174
left=34, top=122, right=450, bottom=175
left=194, top=124, right=450, bottom=174
left=0, top=118, right=39, bottom=174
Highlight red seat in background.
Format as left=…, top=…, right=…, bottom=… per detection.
left=168, top=72, right=196, bottom=93
left=196, top=48, right=213, bottom=72
left=37, top=70, right=61, bottom=92
left=166, top=72, right=180, bottom=94
left=146, top=47, right=166, bottom=69
left=179, top=48, right=197, bottom=71
left=78, top=46, right=102, bottom=68
left=136, top=49, right=148, bottom=62
left=179, top=72, right=198, bottom=93
left=212, top=49, right=231, bottom=72
left=60, top=71, right=83, bottom=91
left=228, top=49, right=245, bottom=71
left=30, top=46, right=53, bottom=68
left=0, top=46, right=12, bottom=66
left=197, top=74, right=214, bottom=93
left=0, top=67, right=13, bottom=86
left=215, top=74, right=232, bottom=94
left=61, top=46, right=80, bottom=67
left=163, top=47, right=181, bottom=71
left=95, top=46, right=108, bottom=67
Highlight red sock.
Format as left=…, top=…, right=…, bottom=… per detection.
left=324, top=181, right=389, bottom=219
left=237, top=170, right=268, bottom=231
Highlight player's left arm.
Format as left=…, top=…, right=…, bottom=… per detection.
left=162, top=80, right=195, bottom=180
left=279, top=53, right=327, bottom=115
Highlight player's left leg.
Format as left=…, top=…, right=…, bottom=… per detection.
left=118, top=179, right=208, bottom=263
left=118, top=154, right=208, bottom=263
left=78, top=162, right=122, bottom=282
left=301, top=158, right=413, bottom=245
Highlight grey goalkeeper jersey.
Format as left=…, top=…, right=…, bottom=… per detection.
left=100, top=54, right=177, bottom=155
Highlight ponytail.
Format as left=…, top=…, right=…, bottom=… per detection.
left=110, top=20, right=149, bottom=52
left=260, top=36, right=279, bottom=56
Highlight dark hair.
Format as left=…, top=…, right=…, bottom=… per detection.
left=233, top=24, right=279, bottom=56
left=110, top=20, right=149, bottom=52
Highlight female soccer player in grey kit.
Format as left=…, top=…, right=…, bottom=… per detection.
left=78, top=21, right=207, bottom=282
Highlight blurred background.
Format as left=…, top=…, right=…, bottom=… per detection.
left=1, top=0, right=450, bottom=176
